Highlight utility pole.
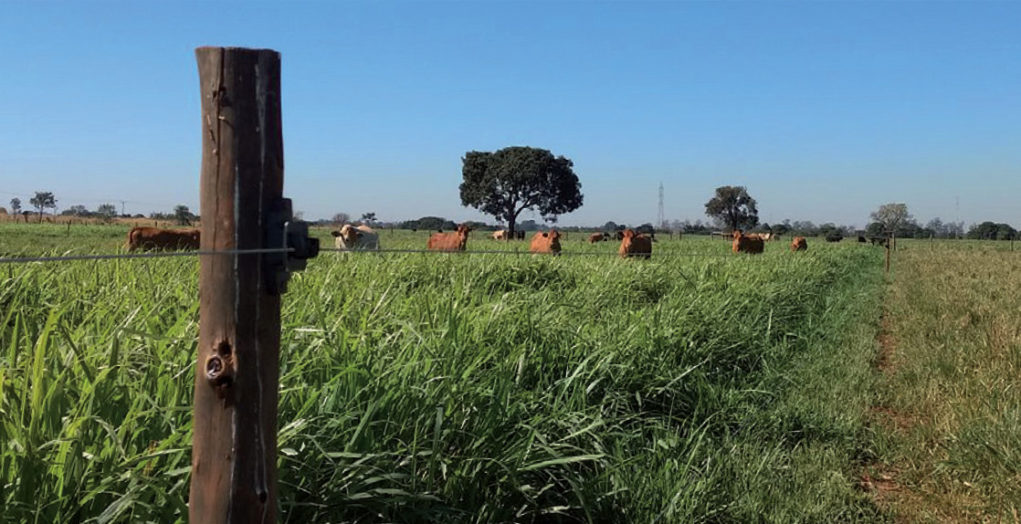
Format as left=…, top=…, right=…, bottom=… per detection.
left=657, top=181, right=665, bottom=230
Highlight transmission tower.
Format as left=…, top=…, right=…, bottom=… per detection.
left=657, top=182, right=665, bottom=229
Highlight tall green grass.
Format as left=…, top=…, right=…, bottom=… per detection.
left=1, top=225, right=887, bottom=522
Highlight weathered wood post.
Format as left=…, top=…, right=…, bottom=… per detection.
left=191, top=46, right=284, bottom=524
left=885, top=243, right=891, bottom=275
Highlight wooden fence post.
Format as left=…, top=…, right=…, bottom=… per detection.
left=191, top=46, right=284, bottom=524
left=885, top=243, right=891, bottom=275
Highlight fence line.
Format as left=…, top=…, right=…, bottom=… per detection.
left=0, top=246, right=774, bottom=266
left=2, top=241, right=916, bottom=266
left=0, top=247, right=294, bottom=265
left=318, top=246, right=735, bottom=257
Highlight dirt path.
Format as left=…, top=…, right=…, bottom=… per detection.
left=861, top=307, right=917, bottom=518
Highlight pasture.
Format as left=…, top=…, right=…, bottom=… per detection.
left=868, top=244, right=1021, bottom=520
left=0, top=223, right=969, bottom=521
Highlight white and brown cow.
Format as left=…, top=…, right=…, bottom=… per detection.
left=331, top=224, right=380, bottom=251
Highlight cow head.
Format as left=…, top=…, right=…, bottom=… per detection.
left=331, top=224, right=361, bottom=243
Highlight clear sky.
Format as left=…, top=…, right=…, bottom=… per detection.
left=1, top=1, right=1018, bottom=228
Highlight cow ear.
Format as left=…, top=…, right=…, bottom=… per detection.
left=331, top=231, right=341, bottom=237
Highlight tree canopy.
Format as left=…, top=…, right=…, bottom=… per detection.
left=704, top=186, right=759, bottom=232
left=460, top=146, right=583, bottom=236
left=96, top=204, right=118, bottom=222
left=174, top=205, right=196, bottom=226
left=29, top=192, right=56, bottom=222
left=967, top=221, right=1017, bottom=240
left=869, top=203, right=911, bottom=234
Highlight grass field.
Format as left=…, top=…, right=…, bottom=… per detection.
left=868, top=242, right=1021, bottom=521
left=5, top=223, right=1005, bottom=522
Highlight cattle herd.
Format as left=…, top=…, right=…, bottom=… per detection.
left=124, top=224, right=890, bottom=257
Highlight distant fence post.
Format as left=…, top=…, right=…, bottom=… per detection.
left=191, top=46, right=284, bottom=524
left=885, top=243, right=891, bottom=275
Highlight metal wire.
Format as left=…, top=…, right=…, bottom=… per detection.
left=0, top=247, right=294, bottom=265
left=1, top=242, right=805, bottom=265
left=317, top=246, right=733, bottom=258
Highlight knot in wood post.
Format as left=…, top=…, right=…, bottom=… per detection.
left=205, top=340, right=235, bottom=394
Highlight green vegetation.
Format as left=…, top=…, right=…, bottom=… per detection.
left=2, top=223, right=891, bottom=521
left=869, top=241, right=1021, bottom=521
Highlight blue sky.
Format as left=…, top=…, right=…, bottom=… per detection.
left=0, top=1, right=1018, bottom=228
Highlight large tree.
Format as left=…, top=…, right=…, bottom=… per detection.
left=332, top=212, right=351, bottom=225
left=460, top=146, right=583, bottom=238
left=174, top=205, right=196, bottom=226
left=96, top=203, right=118, bottom=222
left=704, top=186, right=759, bottom=232
left=29, top=191, right=56, bottom=222
left=869, top=203, right=911, bottom=235
left=9, top=198, right=21, bottom=215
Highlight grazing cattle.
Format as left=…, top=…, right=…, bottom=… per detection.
left=428, top=224, right=471, bottom=251
left=492, top=230, right=507, bottom=241
left=732, top=230, right=765, bottom=254
left=589, top=232, right=611, bottom=243
left=858, top=235, right=867, bottom=243
left=791, top=236, right=808, bottom=252
left=331, top=224, right=380, bottom=251
left=126, top=227, right=200, bottom=252
left=618, top=229, right=652, bottom=259
left=529, top=230, right=562, bottom=255
left=869, top=237, right=889, bottom=247
left=514, top=230, right=526, bottom=240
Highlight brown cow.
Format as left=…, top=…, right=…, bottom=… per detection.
left=529, top=230, right=562, bottom=254
left=427, top=224, right=471, bottom=251
left=588, top=232, right=610, bottom=243
left=791, top=236, right=808, bottom=252
left=126, top=227, right=200, bottom=252
left=732, top=230, right=764, bottom=254
left=618, top=229, right=652, bottom=259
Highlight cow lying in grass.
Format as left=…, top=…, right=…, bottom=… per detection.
left=619, top=229, right=652, bottom=259
left=791, top=236, right=808, bottom=252
left=732, top=230, right=764, bottom=254
left=331, top=224, right=380, bottom=251
left=530, top=230, right=562, bottom=255
left=126, top=227, right=200, bottom=252
left=428, top=224, right=471, bottom=251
